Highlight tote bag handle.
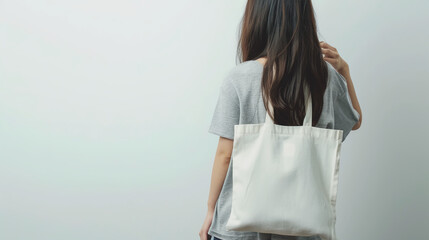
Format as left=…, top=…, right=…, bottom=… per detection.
left=265, top=85, right=312, bottom=127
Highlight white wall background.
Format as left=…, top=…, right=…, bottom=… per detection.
left=0, top=0, right=428, bottom=239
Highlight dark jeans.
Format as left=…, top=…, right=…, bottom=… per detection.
left=211, top=235, right=321, bottom=240
left=211, top=235, right=322, bottom=240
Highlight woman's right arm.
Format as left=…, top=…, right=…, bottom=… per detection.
left=320, top=41, right=362, bottom=130
left=337, top=64, right=362, bottom=130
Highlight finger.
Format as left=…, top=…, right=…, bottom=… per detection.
left=320, top=41, right=337, bottom=52
left=320, top=41, right=336, bottom=52
left=321, top=48, right=338, bottom=58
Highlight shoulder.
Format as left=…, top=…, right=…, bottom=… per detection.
left=326, top=61, right=348, bottom=97
left=221, top=60, right=263, bottom=89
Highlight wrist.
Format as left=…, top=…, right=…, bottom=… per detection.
left=338, top=62, right=350, bottom=76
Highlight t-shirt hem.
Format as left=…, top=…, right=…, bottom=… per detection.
left=208, top=127, right=234, bottom=140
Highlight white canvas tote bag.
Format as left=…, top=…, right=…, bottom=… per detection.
left=225, top=85, right=343, bottom=240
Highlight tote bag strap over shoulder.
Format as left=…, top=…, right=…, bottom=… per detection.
left=265, top=85, right=312, bottom=127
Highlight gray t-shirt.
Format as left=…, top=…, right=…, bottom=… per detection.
left=207, top=60, right=360, bottom=240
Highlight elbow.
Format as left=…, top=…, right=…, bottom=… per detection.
left=221, top=156, right=231, bottom=164
left=216, top=153, right=231, bottom=165
left=216, top=147, right=232, bottom=164
left=352, top=114, right=362, bottom=130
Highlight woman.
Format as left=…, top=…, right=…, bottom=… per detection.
left=199, top=0, right=362, bottom=239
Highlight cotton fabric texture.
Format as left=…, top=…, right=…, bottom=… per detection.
left=208, top=60, right=360, bottom=240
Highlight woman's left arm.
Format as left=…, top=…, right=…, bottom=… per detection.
left=199, top=136, right=233, bottom=240
left=201, top=66, right=239, bottom=239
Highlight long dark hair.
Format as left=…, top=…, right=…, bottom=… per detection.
left=237, top=0, right=328, bottom=126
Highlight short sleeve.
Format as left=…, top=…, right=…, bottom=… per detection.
left=208, top=74, right=240, bottom=140
left=333, top=81, right=360, bottom=142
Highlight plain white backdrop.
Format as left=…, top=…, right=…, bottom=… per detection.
left=0, top=0, right=428, bottom=239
